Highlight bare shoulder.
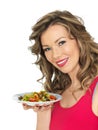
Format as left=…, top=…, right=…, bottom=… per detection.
left=92, top=83, right=98, bottom=116
left=93, top=83, right=98, bottom=98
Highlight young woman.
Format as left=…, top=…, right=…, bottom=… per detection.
left=23, top=10, right=98, bottom=130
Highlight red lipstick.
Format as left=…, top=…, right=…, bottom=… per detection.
left=56, top=58, right=68, bottom=67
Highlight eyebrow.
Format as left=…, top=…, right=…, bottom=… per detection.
left=42, top=45, right=49, bottom=47
left=55, top=37, right=66, bottom=43
left=42, top=36, right=66, bottom=47
left=55, top=37, right=65, bottom=43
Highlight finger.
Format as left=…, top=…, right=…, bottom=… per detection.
left=22, top=103, right=31, bottom=110
left=33, top=106, right=41, bottom=112
left=43, top=103, right=54, bottom=108
left=39, top=104, right=53, bottom=111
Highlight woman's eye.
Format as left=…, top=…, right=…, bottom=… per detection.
left=59, top=40, right=66, bottom=46
left=43, top=47, right=51, bottom=52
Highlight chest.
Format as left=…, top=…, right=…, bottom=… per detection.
left=50, top=92, right=98, bottom=130
left=60, top=89, right=85, bottom=108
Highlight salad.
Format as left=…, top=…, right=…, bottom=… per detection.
left=18, top=91, right=57, bottom=102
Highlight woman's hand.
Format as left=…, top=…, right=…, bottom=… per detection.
left=22, top=103, right=53, bottom=112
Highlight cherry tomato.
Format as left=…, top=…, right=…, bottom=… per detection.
left=50, top=95, right=56, bottom=100
left=29, top=97, right=36, bottom=102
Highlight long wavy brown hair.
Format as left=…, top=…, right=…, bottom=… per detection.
left=29, top=10, right=98, bottom=94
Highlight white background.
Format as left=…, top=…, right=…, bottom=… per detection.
left=0, top=0, right=98, bottom=130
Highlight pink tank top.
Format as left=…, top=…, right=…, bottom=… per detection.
left=50, top=77, right=98, bottom=130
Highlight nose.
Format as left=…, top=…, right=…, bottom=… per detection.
left=52, top=47, right=61, bottom=59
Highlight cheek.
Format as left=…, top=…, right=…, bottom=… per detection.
left=74, top=47, right=80, bottom=58
left=69, top=44, right=80, bottom=58
left=45, top=53, right=52, bottom=63
left=71, top=48, right=80, bottom=63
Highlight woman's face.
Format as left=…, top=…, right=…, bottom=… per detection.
left=41, top=24, right=80, bottom=76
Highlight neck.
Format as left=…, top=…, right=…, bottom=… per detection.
left=68, top=64, right=80, bottom=89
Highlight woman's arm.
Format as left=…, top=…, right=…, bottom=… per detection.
left=22, top=103, right=53, bottom=130
left=36, top=108, right=52, bottom=130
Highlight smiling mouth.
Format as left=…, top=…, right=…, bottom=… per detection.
left=56, top=58, right=68, bottom=67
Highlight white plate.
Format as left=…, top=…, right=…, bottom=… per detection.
left=13, top=92, right=62, bottom=106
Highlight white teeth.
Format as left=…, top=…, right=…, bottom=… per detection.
left=58, top=59, right=66, bottom=64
